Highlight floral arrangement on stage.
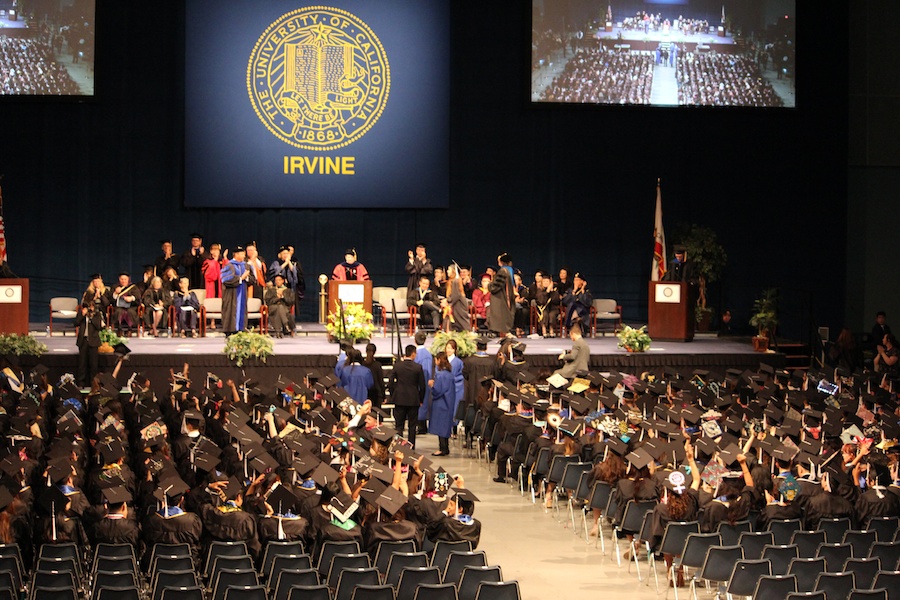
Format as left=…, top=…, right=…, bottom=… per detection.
left=98, top=328, right=126, bottom=353
left=326, top=302, right=376, bottom=342
left=617, top=325, right=651, bottom=353
left=430, top=330, right=478, bottom=358
left=224, top=331, right=274, bottom=367
left=0, top=333, right=47, bottom=357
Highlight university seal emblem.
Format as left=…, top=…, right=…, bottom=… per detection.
left=247, top=6, right=390, bottom=151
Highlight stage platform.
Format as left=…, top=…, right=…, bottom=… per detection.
left=28, top=323, right=783, bottom=396
left=591, top=26, right=739, bottom=54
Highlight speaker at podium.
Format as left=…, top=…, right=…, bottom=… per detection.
left=648, top=281, right=694, bottom=342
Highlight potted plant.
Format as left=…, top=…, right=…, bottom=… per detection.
left=224, top=331, right=274, bottom=367
left=98, top=328, right=125, bottom=354
left=326, top=302, right=376, bottom=344
left=617, top=325, right=651, bottom=352
left=749, top=288, right=778, bottom=352
left=679, top=224, right=727, bottom=331
left=0, top=333, right=47, bottom=357
left=430, top=330, right=478, bottom=358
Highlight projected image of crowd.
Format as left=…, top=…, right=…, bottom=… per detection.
left=540, top=49, right=654, bottom=104
left=0, top=36, right=80, bottom=95
left=676, top=53, right=783, bottom=107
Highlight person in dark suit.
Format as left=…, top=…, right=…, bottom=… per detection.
left=407, top=276, right=441, bottom=329
left=75, top=290, right=104, bottom=387
left=487, top=253, right=515, bottom=336
left=389, top=345, right=426, bottom=448
left=405, top=243, right=433, bottom=292
left=872, top=311, right=891, bottom=348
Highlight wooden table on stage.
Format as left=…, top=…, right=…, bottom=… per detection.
left=648, top=281, right=694, bottom=342
left=327, top=280, right=373, bottom=315
left=0, top=278, right=29, bottom=335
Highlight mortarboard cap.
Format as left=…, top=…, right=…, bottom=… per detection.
left=101, top=485, right=132, bottom=505
left=625, top=447, right=654, bottom=471
left=450, top=488, right=480, bottom=503
left=266, top=482, right=298, bottom=514
left=603, top=437, right=628, bottom=457
left=39, top=484, right=69, bottom=514
left=327, top=491, right=358, bottom=523
left=310, top=462, right=341, bottom=488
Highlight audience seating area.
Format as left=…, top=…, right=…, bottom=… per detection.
left=0, top=537, right=521, bottom=600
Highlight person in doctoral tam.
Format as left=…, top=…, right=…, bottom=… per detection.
left=332, top=248, right=370, bottom=281
left=220, top=246, right=255, bottom=335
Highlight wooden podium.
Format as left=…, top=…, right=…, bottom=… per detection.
left=0, top=279, right=29, bottom=335
left=648, top=281, right=694, bottom=342
left=327, top=280, right=373, bottom=315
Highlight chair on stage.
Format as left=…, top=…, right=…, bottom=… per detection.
left=381, top=288, right=415, bottom=337
left=49, top=297, right=79, bottom=336
left=591, top=299, right=622, bottom=337
left=247, top=297, right=268, bottom=333
left=201, top=297, right=222, bottom=336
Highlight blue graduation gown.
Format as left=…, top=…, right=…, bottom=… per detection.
left=339, top=363, right=374, bottom=403
left=428, top=370, right=455, bottom=439
left=415, top=346, right=434, bottom=421
left=449, top=355, right=464, bottom=423
left=221, top=260, right=250, bottom=331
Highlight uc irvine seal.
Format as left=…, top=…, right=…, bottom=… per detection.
left=247, top=6, right=390, bottom=151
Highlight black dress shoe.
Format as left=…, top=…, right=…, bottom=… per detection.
left=492, top=477, right=506, bottom=483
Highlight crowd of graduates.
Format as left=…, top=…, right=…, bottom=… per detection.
left=471, top=343, right=900, bottom=584
left=676, top=53, right=784, bottom=107
left=0, top=35, right=80, bottom=95
left=0, top=354, right=484, bottom=574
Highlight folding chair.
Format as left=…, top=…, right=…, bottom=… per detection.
left=457, top=566, right=502, bottom=600
left=848, top=590, right=888, bottom=600
left=326, top=554, right=371, bottom=590
left=395, top=567, right=441, bottom=600
left=843, top=557, right=882, bottom=590
left=351, top=585, right=395, bottom=600
left=286, top=585, right=332, bottom=600
left=334, top=567, right=379, bottom=600
left=373, top=541, right=416, bottom=575
left=751, top=574, right=797, bottom=600
left=690, top=545, right=743, bottom=599
left=817, top=542, right=854, bottom=573
left=261, top=541, right=306, bottom=575
left=272, top=569, right=321, bottom=600
left=717, top=520, right=752, bottom=547
left=159, top=587, right=205, bottom=600
left=442, top=551, right=487, bottom=586
left=265, top=555, right=314, bottom=590
left=766, top=519, right=802, bottom=546
left=318, top=542, right=362, bottom=576
left=613, top=500, right=656, bottom=567
left=430, top=542, right=472, bottom=569
left=474, top=581, right=521, bottom=600
left=843, top=530, right=878, bottom=560
left=725, top=559, right=771, bottom=599
left=152, top=571, right=199, bottom=600
left=866, top=517, right=900, bottom=543
left=787, top=557, right=827, bottom=593
left=223, top=586, right=267, bottom=600
left=738, top=531, right=775, bottom=560
left=819, top=518, right=852, bottom=544
left=204, top=542, right=249, bottom=579
left=654, top=521, right=700, bottom=594
left=791, top=530, right=826, bottom=559
left=671, top=533, right=721, bottom=600
left=813, top=572, right=856, bottom=600
left=384, top=553, right=428, bottom=589
left=868, top=542, right=900, bottom=571
left=760, top=544, right=799, bottom=576
left=583, top=481, right=613, bottom=551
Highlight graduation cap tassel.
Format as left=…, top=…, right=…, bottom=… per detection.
left=51, top=500, right=57, bottom=542
left=277, top=515, right=285, bottom=540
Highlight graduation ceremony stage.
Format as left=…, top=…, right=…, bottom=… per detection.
left=30, top=323, right=784, bottom=394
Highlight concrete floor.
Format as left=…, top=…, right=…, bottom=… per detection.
left=415, top=433, right=674, bottom=600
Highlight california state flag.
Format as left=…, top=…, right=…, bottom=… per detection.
left=651, top=182, right=666, bottom=281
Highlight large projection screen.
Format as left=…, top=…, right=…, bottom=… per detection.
left=185, top=1, right=450, bottom=208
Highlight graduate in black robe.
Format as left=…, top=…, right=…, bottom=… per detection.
left=220, top=247, right=255, bottom=334
left=180, top=234, right=207, bottom=290
left=487, top=254, right=515, bottom=335
left=425, top=489, right=481, bottom=548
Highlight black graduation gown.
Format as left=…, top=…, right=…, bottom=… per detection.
left=309, top=506, right=363, bottom=559
left=200, top=503, right=261, bottom=560
left=362, top=519, right=420, bottom=556
left=803, top=491, right=855, bottom=530
left=698, top=486, right=759, bottom=533
left=91, top=514, right=141, bottom=548
left=257, top=515, right=310, bottom=547
left=487, top=269, right=514, bottom=335
left=855, top=488, right=900, bottom=525
left=649, top=489, right=699, bottom=540
left=426, top=516, right=481, bottom=548
left=462, top=354, right=495, bottom=409
left=142, top=510, right=203, bottom=564
left=757, top=502, right=803, bottom=531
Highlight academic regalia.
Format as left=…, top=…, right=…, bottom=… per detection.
left=698, top=486, right=759, bottom=533
left=804, top=490, right=855, bottom=530
left=855, top=488, right=900, bottom=524
left=142, top=508, right=203, bottom=563
left=500, top=360, right=529, bottom=387
left=221, top=260, right=254, bottom=333
left=257, top=514, right=309, bottom=546
left=415, top=347, right=434, bottom=423
left=428, top=370, right=455, bottom=439
left=363, top=518, right=419, bottom=556
left=649, top=489, right=700, bottom=540
left=339, top=364, right=374, bottom=404
left=487, top=267, right=515, bottom=335
left=405, top=257, right=433, bottom=292
left=155, top=254, right=180, bottom=278
left=90, top=512, right=141, bottom=548
left=268, top=259, right=300, bottom=294
left=264, top=285, right=295, bottom=336
left=757, top=501, right=803, bottom=531
left=246, top=257, right=267, bottom=300
left=426, top=514, right=481, bottom=548
left=142, top=287, right=172, bottom=330
left=202, top=257, right=224, bottom=299
left=462, top=353, right=494, bottom=409
left=309, top=505, right=363, bottom=559
left=472, top=288, right=490, bottom=320
left=561, top=287, right=593, bottom=329
left=181, top=248, right=208, bottom=290
left=364, top=359, right=385, bottom=407
left=448, top=355, right=465, bottom=423
left=109, top=284, right=140, bottom=333
left=199, top=503, right=261, bottom=561
left=172, top=290, right=201, bottom=334
left=444, top=283, right=470, bottom=332
left=74, top=308, right=103, bottom=387
left=332, top=261, right=370, bottom=281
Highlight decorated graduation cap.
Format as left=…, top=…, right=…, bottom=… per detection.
left=327, top=491, right=358, bottom=523
left=266, top=482, right=298, bottom=515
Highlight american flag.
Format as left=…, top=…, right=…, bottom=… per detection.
left=651, top=181, right=666, bottom=281
left=0, top=181, right=6, bottom=264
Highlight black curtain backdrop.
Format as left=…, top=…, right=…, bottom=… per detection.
left=0, top=1, right=846, bottom=336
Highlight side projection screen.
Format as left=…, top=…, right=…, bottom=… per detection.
left=532, top=0, right=795, bottom=108
left=184, top=1, right=450, bottom=208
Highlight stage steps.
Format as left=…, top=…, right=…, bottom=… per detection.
left=778, top=341, right=811, bottom=372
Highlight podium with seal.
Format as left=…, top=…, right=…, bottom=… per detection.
left=648, top=281, right=693, bottom=342
left=0, top=279, right=29, bottom=335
